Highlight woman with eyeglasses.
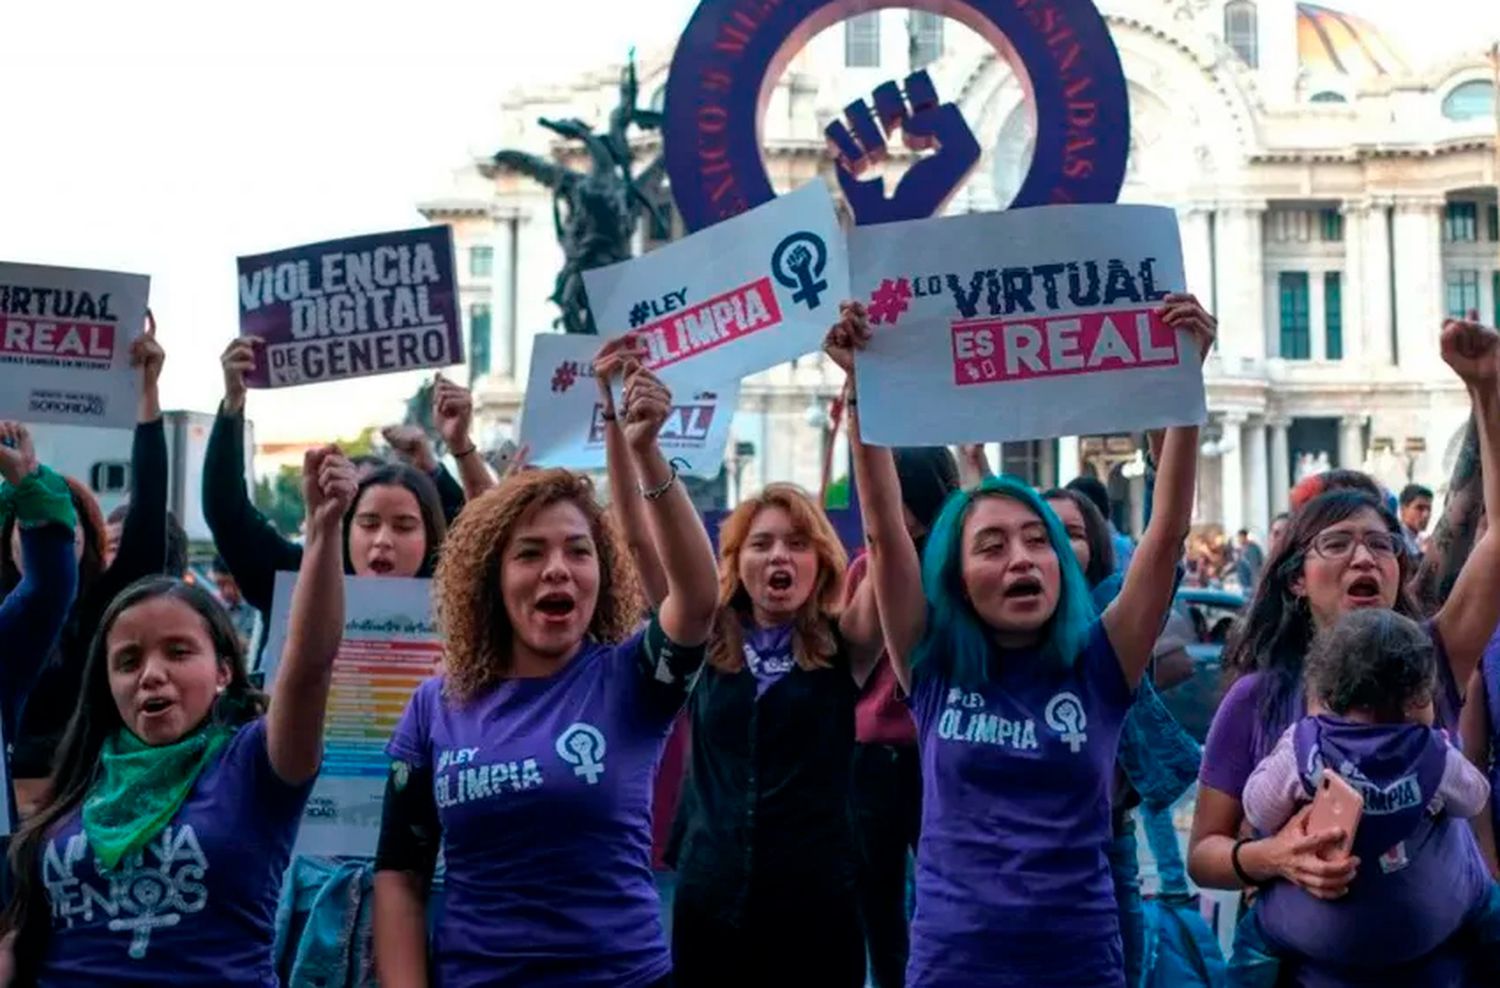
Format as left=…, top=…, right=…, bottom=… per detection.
left=1189, top=319, right=1500, bottom=985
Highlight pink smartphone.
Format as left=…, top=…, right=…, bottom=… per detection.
left=1308, top=770, right=1363, bottom=858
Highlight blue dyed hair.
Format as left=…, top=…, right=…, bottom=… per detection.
left=911, top=475, right=1096, bottom=690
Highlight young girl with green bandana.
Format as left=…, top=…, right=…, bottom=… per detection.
left=0, top=420, right=80, bottom=750
left=0, top=444, right=355, bottom=987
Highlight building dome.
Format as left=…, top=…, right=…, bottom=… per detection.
left=1297, top=2, right=1409, bottom=77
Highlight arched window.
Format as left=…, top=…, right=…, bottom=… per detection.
left=1442, top=80, right=1495, bottom=122
left=1225, top=1, right=1258, bottom=68
left=1310, top=91, right=1347, bottom=104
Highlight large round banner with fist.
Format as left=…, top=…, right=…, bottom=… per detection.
left=663, top=0, right=1131, bottom=232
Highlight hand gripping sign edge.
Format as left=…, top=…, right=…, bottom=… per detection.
left=663, top=0, right=1130, bottom=232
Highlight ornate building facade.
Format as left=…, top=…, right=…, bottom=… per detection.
left=420, top=0, right=1498, bottom=535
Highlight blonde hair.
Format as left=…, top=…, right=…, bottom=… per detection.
left=708, top=484, right=847, bottom=673
left=434, top=469, right=643, bottom=700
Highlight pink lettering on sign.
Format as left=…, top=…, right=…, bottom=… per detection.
left=949, top=307, right=1177, bottom=387
left=589, top=402, right=718, bottom=445
left=0, top=319, right=115, bottom=362
left=626, top=279, right=782, bottom=370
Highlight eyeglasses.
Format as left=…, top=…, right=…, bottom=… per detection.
left=1308, top=530, right=1401, bottom=561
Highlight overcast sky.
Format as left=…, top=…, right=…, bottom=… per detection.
left=0, top=0, right=1492, bottom=442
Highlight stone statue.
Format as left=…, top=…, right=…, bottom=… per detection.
left=491, top=56, right=666, bottom=335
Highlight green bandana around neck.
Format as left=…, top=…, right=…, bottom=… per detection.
left=82, top=721, right=235, bottom=870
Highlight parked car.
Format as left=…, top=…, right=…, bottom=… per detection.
left=1156, top=588, right=1246, bottom=743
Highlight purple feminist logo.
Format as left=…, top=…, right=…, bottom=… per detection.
left=662, top=0, right=1131, bottom=232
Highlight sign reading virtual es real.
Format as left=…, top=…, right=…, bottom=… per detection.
left=851, top=204, right=1207, bottom=445
left=0, top=262, right=150, bottom=429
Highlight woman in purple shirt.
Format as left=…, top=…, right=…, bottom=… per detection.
left=832, top=294, right=1215, bottom=988
left=0, top=445, right=354, bottom=986
left=372, top=362, right=719, bottom=988
left=1189, top=318, right=1500, bottom=986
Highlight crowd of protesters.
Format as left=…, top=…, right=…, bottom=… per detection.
left=0, top=298, right=1497, bottom=988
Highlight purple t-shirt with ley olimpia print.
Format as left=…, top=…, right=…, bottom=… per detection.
left=386, top=626, right=693, bottom=988
left=906, top=620, right=1135, bottom=988
left=37, top=718, right=312, bottom=987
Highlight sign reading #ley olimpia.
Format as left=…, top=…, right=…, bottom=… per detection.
left=662, top=0, right=1134, bottom=231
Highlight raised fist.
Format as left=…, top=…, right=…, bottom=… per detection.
left=825, top=70, right=981, bottom=225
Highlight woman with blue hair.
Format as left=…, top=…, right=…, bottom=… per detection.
left=826, top=293, right=1216, bottom=988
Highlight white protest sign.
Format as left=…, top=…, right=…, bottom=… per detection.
left=0, top=262, right=149, bottom=428
left=850, top=204, right=1206, bottom=445
left=585, top=181, right=847, bottom=390
left=519, top=333, right=738, bottom=479
left=262, top=572, right=440, bottom=858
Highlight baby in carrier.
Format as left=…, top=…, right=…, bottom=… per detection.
left=1230, top=609, right=1500, bottom=987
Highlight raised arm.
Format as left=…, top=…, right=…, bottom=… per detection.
left=595, top=338, right=668, bottom=608
left=957, top=444, right=992, bottom=489
left=432, top=374, right=495, bottom=503
left=0, top=425, right=80, bottom=729
left=204, top=337, right=301, bottom=614
left=831, top=302, right=927, bottom=692
left=617, top=363, right=717, bottom=648
left=265, top=446, right=354, bottom=785
left=1101, top=294, right=1212, bottom=688
left=1432, top=319, right=1500, bottom=687
left=101, top=319, right=170, bottom=595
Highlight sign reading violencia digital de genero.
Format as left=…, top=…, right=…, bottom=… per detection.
left=661, top=0, right=1132, bottom=232
left=236, top=226, right=462, bottom=389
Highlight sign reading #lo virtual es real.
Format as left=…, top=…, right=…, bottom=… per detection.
left=850, top=203, right=1208, bottom=446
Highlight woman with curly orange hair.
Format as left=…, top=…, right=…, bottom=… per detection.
left=371, top=362, right=718, bottom=988
left=670, top=483, right=883, bottom=988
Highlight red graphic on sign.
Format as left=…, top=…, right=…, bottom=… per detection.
left=588, top=401, right=718, bottom=445
left=626, top=279, right=782, bottom=370
left=950, top=307, right=1177, bottom=387
left=0, top=319, right=116, bottom=363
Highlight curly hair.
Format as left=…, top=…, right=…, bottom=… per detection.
left=434, top=468, right=642, bottom=701
left=708, top=484, right=847, bottom=673
left=1304, top=609, right=1435, bottom=721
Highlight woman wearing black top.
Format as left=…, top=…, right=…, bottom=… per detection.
left=671, top=484, right=881, bottom=988
left=2, top=317, right=171, bottom=801
left=203, top=338, right=453, bottom=648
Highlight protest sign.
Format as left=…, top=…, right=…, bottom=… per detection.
left=850, top=204, right=1206, bottom=446
left=0, top=262, right=149, bottom=428
left=262, top=573, right=440, bottom=857
left=238, top=226, right=460, bottom=388
left=584, top=181, right=847, bottom=391
left=519, top=333, right=739, bottom=479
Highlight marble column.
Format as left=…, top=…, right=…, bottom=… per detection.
left=1056, top=436, right=1082, bottom=484
left=1339, top=414, right=1367, bottom=472
left=1214, top=204, right=1268, bottom=365
left=1178, top=204, right=1216, bottom=306
left=1339, top=202, right=1365, bottom=366
left=1356, top=196, right=1395, bottom=367
left=1247, top=418, right=1270, bottom=537
left=1392, top=196, right=1446, bottom=379
left=1268, top=416, right=1291, bottom=514
left=1220, top=414, right=1246, bottom=531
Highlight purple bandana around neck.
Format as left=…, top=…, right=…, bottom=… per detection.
left=742, top=622, right=795, bottom=698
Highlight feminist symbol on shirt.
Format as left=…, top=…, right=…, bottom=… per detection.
left=1044, top=692, right=1088, bottom=754
left=107, top=871, right=182, bottom=959
left=555, top=722, right=608, bottom=785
